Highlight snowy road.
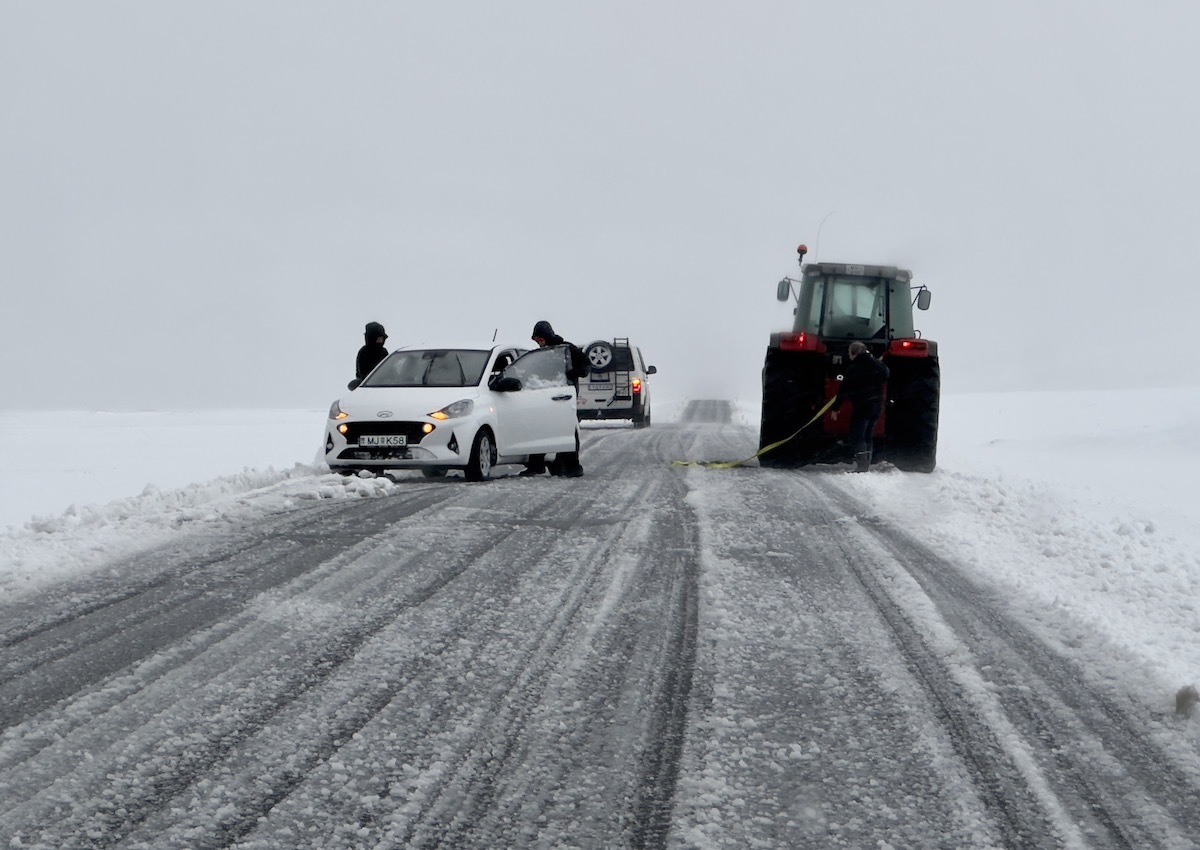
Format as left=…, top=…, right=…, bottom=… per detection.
left=3, top=401, right=1199, bottom=849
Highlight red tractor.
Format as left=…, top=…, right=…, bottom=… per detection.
left=759, top=244, right=940, bottom=472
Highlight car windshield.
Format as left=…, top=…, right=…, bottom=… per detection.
left=362, top=349, right=491, bottom=388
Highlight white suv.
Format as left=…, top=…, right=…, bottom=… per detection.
left=575, top=339, right=657, bottom=427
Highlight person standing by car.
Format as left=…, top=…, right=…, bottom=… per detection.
left=832, top=341, right=889, bottom=472
left=356, top=322, right=389, bottom=380
left=522, top=320, right=587, bottom=478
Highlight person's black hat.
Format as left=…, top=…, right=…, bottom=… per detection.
left=531, top=320, right=554, bottom=340
left=365, top=321, right=387, bottom=340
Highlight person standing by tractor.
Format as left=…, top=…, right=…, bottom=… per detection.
left=522, top=320, right=588, bottom=477
left=832, top=341, right=889, bottom=472
left=356, top=322, right=389, bottom=380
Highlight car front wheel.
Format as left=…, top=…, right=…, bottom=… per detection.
left=464, top=428, right=496, bottom=481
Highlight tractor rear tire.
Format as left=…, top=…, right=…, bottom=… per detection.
left=885, top=357, right=940, bottom=473
left=759, top=348, right=825, bottom=468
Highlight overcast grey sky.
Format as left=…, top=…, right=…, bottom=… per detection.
left=3, top=2, right=1199, bottom=411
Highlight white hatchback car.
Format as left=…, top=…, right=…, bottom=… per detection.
left=325, top=343, right=581, bottom=480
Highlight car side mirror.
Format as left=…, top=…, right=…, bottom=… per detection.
left=915, top=288, right=932, bottom=310
left=347, top=378, right=361, bottom=390
left=646, top=365, right=657, bottom=375
left=492, top=376, right=522, bottom=392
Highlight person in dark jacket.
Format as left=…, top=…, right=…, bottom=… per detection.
left=832, top=341, right=890, bottom=472
left=523, top=320, right=587, bottom=478
left=356, top=322, right=389, bottom=380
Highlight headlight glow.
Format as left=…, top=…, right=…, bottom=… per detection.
left=328, top=401, right=349, bottom=421
left=429, top=399, right=474, bottom=420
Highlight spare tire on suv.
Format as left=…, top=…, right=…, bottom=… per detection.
left=584, top=341, right=615, bottom=373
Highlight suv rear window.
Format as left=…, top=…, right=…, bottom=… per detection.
left=607, top=348, right=635, bottom=371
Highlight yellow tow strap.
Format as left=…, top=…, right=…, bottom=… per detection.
left=672, top=397, right=837, bottom=469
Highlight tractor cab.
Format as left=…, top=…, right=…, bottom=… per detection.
left=776, top=251, right=931, bottom=349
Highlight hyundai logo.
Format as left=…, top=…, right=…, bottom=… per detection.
left=377, top=411, right=394, bottom=418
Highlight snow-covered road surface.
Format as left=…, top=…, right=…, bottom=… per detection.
left=2, top=401, right=1198, bottom=849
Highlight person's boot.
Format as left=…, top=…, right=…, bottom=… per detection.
left=520, top=457, right=547, bottom=477
left=854, top=451, right=871, bottom=473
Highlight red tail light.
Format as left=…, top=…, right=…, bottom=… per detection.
left=778, top=332, right=825, bottom=352
left=888, top=339, right=931, bottom=358
left=632, top=378, right=643, bottom=394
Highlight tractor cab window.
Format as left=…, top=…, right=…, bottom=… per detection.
left=821, top=276, right=887, bottom=339
left=887, top=279, right=917, bottom=338
left=795, top=273, right=918, bottom=339
left=795, top=278, right=825, bottom=335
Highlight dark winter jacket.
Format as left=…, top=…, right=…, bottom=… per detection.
left=356, top=322, right=389, bottom=379
left=356, top=342, right=389, bottom=379
left=834, top=353, right=890, bottom=418
left=531, top=321, right=588, bottom=385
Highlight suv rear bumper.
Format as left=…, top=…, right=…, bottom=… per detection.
left=578, top=399, right=644, bottom=421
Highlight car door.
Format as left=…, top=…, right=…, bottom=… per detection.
left=492, top=346, right=577, bottom=454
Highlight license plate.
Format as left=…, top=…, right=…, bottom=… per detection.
left=359, top=434, right=406, bottom=447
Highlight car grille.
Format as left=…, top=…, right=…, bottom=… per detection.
left=337, top=447, right=413, bottom=460
left=341, top=421, right=431, bottom=444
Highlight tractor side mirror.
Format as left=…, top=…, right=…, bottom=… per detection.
left=915, top=288, right=932, bottom=310
left=776, top=278, right=792, bottom=302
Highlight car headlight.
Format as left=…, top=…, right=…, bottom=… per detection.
left=328, top=401, right=349, bottom=421
left=429, top=399, right=474, bottom=420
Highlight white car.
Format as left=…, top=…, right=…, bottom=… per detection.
left=325, top=343, right=581, bottom=480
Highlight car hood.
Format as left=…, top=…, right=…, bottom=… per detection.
left=339, top=386, right=484, bottom=420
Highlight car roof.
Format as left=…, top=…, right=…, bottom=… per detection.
left=390, top=342, right=525, bottom=354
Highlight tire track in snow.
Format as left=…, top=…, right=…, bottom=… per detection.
left=674, top=465, right=1015, bottom=848
left=83, top=468, right=676, bottom=849
left=823, top=481, right=1200, bottom=848
left=0, top=484, right=571, bottom=846
left=0, top=488, right=457, bottom=728
left=387, top=457, right=700, bottom=850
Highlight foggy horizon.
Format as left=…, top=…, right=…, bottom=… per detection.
left=5, top=2, right=1199, bottom=411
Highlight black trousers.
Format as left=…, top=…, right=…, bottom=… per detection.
left=849, top=401, right=882, bottom=456
left=525, top=452, right=583, bottom=474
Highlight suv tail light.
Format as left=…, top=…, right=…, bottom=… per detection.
left=632, top=378, right=643, bottom=394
